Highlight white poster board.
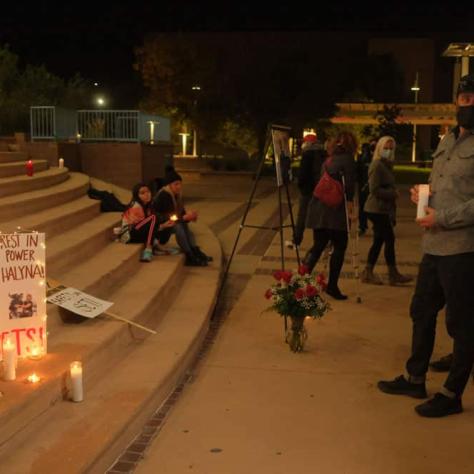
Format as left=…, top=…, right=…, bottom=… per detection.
left=0, top=233, right=46, bottom=359
left=270, top=125, right=291, bottom=187
left=47, top=286, right=113, bottom=319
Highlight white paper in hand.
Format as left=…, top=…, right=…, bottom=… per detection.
left=416, top=184, right=430, bottom=219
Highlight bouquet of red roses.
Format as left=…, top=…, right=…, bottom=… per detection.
left=264, top=265, right=330, bottom=352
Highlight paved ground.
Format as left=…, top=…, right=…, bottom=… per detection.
left=124, top=176, right=473, bottom=474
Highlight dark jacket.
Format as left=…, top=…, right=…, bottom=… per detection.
left=306, top=151, right=356, bottom=231
left=152, top=185, right=186, bottom=220
left=364, top=159, right=397, bottom=215
left=298, top=143, right=326, bottom=196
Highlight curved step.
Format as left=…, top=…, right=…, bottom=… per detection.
left=0, top=160, right=48, bottom=178
left=0, top=151, right=29, bottom=164
left=0, top=223, right=223, bottom=473
left=0, top=167, right=69, bottom=199
left=0, top=172, right=89, bottom=223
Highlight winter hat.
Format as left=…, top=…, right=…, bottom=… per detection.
left=163, top=165, right=182, bottom=185
left=303, top=133, right=317, bottom=143
left=457, top=74, right=474, bottom=96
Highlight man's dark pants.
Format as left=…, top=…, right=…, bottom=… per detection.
left=407, top=252, right=474, bottom=397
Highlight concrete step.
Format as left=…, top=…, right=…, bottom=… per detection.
left=47, top=212, right=121, bottom=275
left=0, top=167, right=69, bottom=199
left=0, top=159, right=49, bottom=178
left=0, top=151, right=29, bottom=164
left=0, top=223, right=222, bottom=474
left=0, top=172, right=89, bottom=223
left=1, top=195, right=100, bottom=236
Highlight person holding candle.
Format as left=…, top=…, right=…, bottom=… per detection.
left=360, top=136, right=412, bottom=286
left=152, top=166, right=212, bottom=266
left=378, top=74, right=474, bottom=417
left=121, top=182, right=175, bottom=262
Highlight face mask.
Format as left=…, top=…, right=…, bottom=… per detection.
left=380, top=149, right=393, bottom=160
left=456, top=105, right=474, bottom=129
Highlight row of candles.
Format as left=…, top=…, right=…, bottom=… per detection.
left=25, top=158, right=64, bottom=176
left=2, top=337, right=83, bottom=402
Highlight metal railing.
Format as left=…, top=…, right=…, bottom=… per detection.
left=77, top=110, right=140, bottom=141
left=30, top=106, right=55, bottom=140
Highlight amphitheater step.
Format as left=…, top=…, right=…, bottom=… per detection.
left=0, top=151, right=29, bottom=164
left=47, top=212, right=122, bottom=276
left=0, top=223, right=222, bottom=474
left=0, top=159, right=49, bottom=178
left=0, top=167, right=69, bottom=199
left=0, top=172, right=89, bottom=223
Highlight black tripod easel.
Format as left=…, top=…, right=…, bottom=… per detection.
left=214, top=124, right=301, bottom=333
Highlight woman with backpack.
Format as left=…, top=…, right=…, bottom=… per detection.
left=360, top=136, right=412, bottom=285
left=121, top=182, right=175, bottom=262
left=304, top=131, right=357, bottom=300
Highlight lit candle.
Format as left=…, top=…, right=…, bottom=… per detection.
left=416, top=184, right=430, bottom=219
left=70, top=361, right=83, bottom=402
left=27, top=373, right=41, bottom=384
left=26, top=160, right=34, bottom=176
left=170, top=214, right=178, bottom=222
left=29, top=341, right=43, bottom=360
left=3, top=337, right=16, bottom=381
left=58, top=157, right=64, bottom=168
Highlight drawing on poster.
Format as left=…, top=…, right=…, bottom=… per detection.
left=8, top=292, right=37, bottom=319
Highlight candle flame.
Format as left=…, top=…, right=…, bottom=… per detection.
left=27, top=373, right=41, bottom=383
left=170, top=214, right=178, bottom=221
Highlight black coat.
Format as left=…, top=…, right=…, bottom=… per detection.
left=298, top=144, right=326, bottom=196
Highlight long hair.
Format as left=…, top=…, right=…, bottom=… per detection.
left=372, top=136, right=396, bottom=161
left=128, top=182, right=151, bottom=211
left=327, top=131, right=358, bottom=156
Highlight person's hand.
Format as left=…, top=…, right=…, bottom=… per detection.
left=160, top=219, right=176, bottom=229
left=410, top=185, right=419, bottom=204
left=416, top=207, right=436, bottom=229
left=184, top=210, right=198, bottom=222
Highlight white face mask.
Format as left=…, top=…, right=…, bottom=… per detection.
left=380, top=148, right=393, bottom=160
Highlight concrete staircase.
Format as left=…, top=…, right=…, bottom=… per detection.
left=0, top=149, right=222, bottom=473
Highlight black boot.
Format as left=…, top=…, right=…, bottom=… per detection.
left=429, top=353, right=453, bottom=372
left=193, top=246, right=213, bottom=262
left=185, top=252, right=208, bottom=267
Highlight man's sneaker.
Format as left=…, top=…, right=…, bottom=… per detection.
left=377, top=375, right=427, bottom=399
left=285, top=240, right=295, bottom=249
left=429, top=353, right=452, bottom=372
left=415, top=393, right=462, bottom=418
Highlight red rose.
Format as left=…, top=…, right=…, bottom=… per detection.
left=298, top=264, right=309, bottom=276
left=264, top=288, right=273, bottom=299
left=316, top=274, right=326, bottom=284
left=295, top=288, right=305, bottom=300
left=306, top=285, right=318, bottom=297
left=281, top=271, right=293, bottom=284
left=273, top=270, right=284, bottom=281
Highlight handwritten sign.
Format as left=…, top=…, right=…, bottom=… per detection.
left=47, top=287, right=113, bottom=319
left=0, top=233, right=46, bottom=358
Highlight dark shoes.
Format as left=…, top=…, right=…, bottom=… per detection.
left=192, top=246, right=213, bottom=262
left=325, top=286, right=348, bottom=300
left=388, top=266, right=413, bottom=285
left=415, top=393, right=462, bottom=418
left=429, top=353, right=453, bottom=372
left=377, top=375, right=427, bottom=399
left=185, top=254, right=208, bottom=267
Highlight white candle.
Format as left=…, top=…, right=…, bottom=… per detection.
left=170, top=214, right=178, bottom=222
left=416, top=184, right=430, bottom=219
left=70, top=361, right=83, bottom=402
left=3, top=338, right=16, bottom=381
left=58, top=158, right=64, bottom=168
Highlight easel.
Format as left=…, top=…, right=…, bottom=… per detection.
left=215, top=124, right=301, bottom=333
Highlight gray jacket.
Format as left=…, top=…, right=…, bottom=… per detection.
left=423, top=128, right=474, bottom=256
left=364, top=159, right=397, bottom=215
left=306, top=151, right=356, bottom=231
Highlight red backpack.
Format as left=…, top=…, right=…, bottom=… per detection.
left=313, top=157, right=344, bottom=208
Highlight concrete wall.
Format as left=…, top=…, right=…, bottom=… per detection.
left=141, top=142, right=173, bottom=184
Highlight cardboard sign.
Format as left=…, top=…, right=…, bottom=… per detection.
left=47, top=286, right=113, bottom=319
left=0, top=233, right=46, bottom=358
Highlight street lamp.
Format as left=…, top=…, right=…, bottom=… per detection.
left=411, top=72, right=420, bottom=163
left=147, top=121, right=160, bottom=145
left=179, top=132, right=190, bottom=156
left=191, top=85, right=201, bottom=157
left=96, top=96, right=106, bottom=107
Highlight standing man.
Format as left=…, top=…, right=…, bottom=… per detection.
left=377, top=73, right=474, bottom=417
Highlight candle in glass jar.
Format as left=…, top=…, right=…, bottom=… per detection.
left=416, top=184, right=430, bottom=219
left=170, top=214, right=178, bottom=222
left=29, top=341, right=43, bottom=360
left=3, top=337, right=16, bottom=381
left=70, top=361, right=83, bottom=402
left=26, top=160, right=34, bottom=176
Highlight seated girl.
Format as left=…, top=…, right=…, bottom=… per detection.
left=121, top=182, right=175, bottom=262
left=152, top=166, right=212, bottom=267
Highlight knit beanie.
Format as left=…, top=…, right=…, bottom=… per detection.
left=163, top=165, right=182, bottom=185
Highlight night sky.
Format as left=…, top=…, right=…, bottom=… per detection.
left=1, top=1, right=473, bottom=105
